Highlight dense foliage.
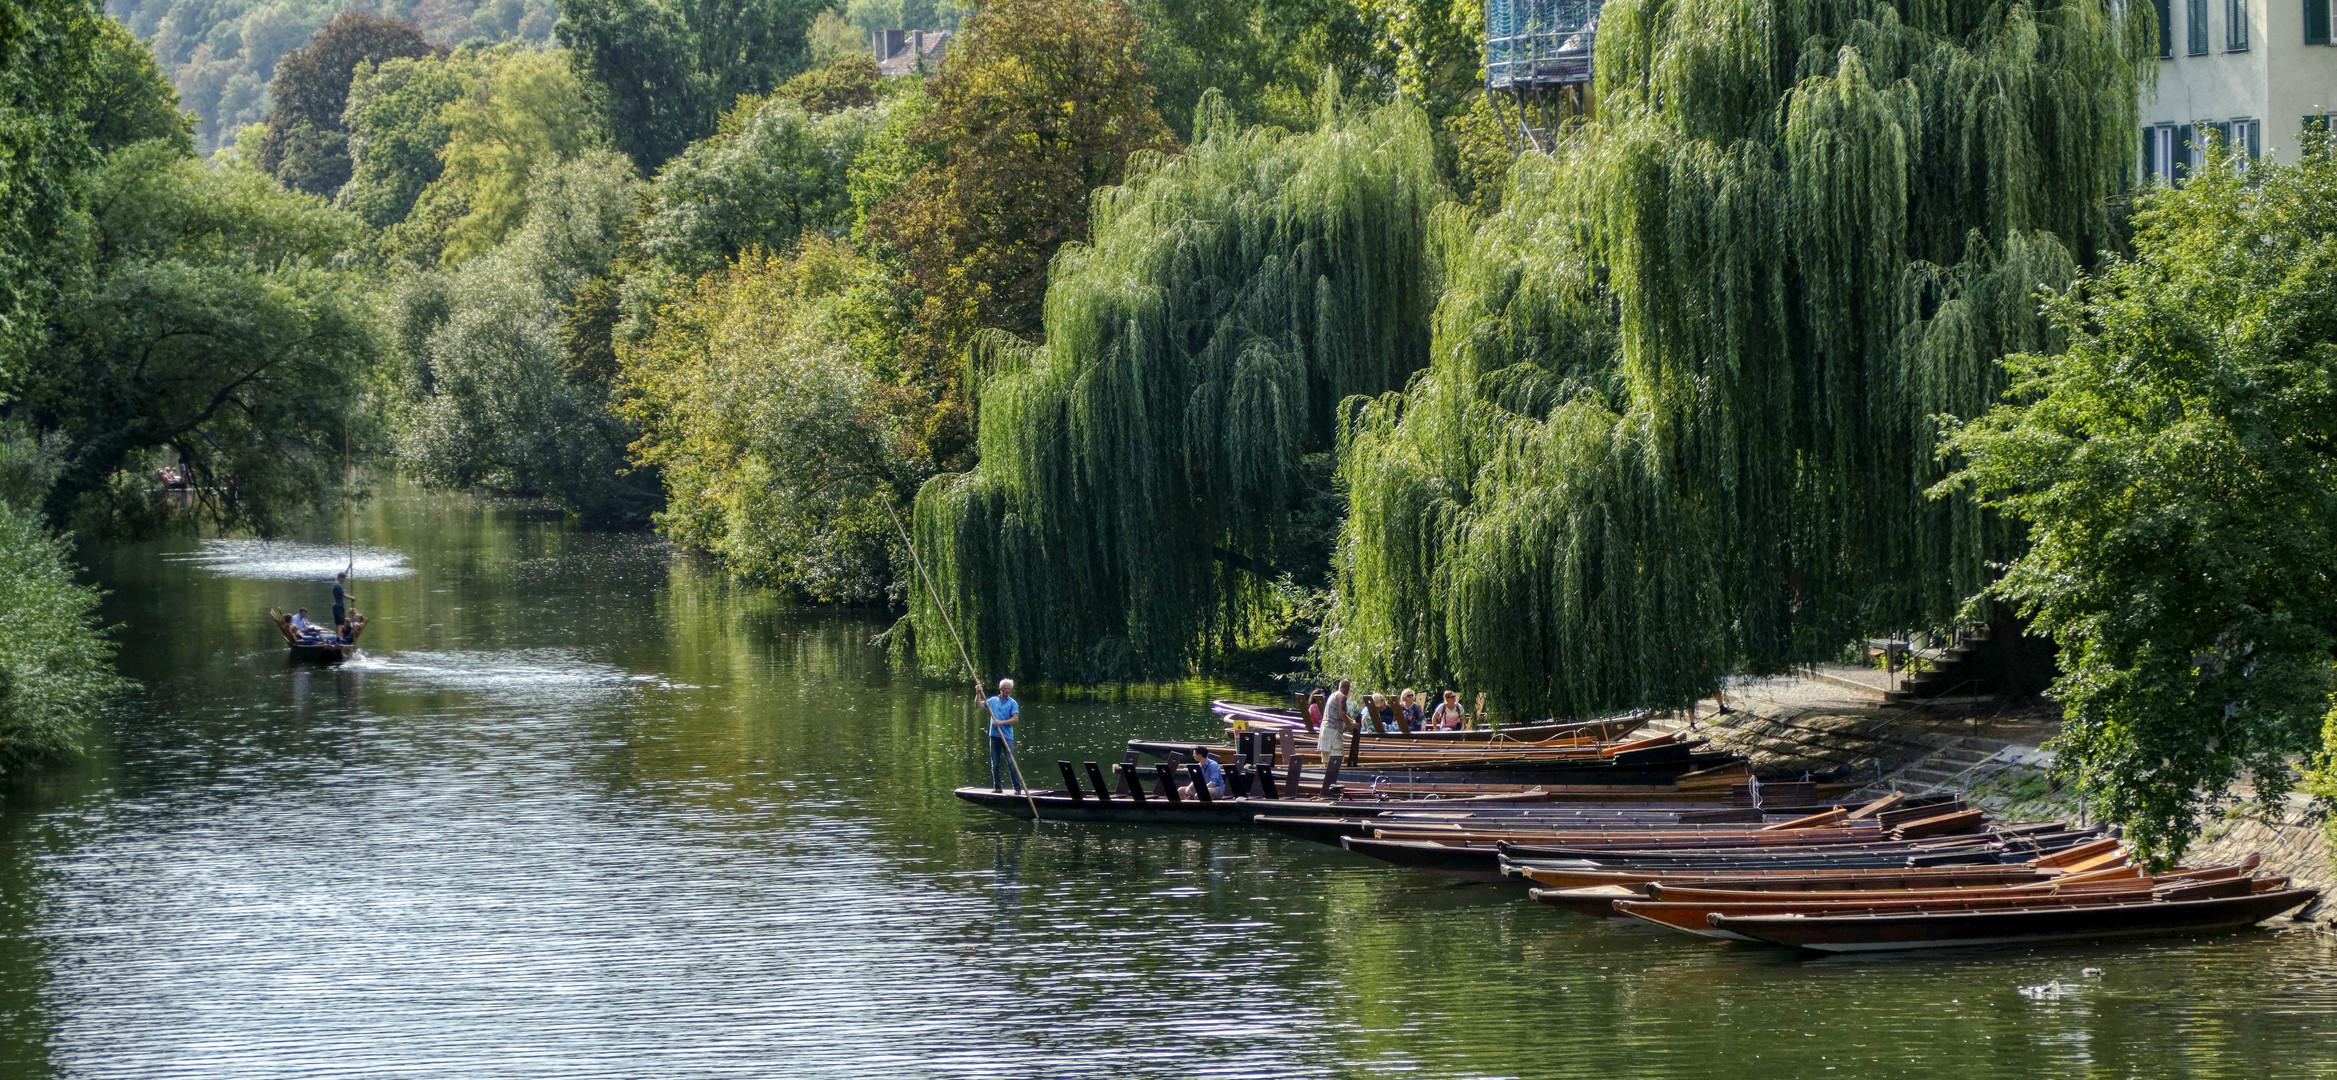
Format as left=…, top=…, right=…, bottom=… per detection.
left=112, top=0, right=557, bottom=156
left=390, top=150, right=655, bottom=522
left=555, top=0, right=826, bottom=171
left=618, top=239, right=912, bottom=600
left=0, top=501, right=123, bottom=772
left=251, top=9, right=438, bottom=195
left=20, top=141, right=376, bottom=537
left=1319, top=0, right=2147, bottom=718
left=876, top=0, right=1178, bottom=469
left=1945, top=151, right=2337, bottom=861
left=910, top=93, right=1445, bottom=679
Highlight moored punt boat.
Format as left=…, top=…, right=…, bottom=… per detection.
left=1710, top=883, right=2320, bottom=952
left=269, top=608, right=364, bottom=662
left=1210, top=700, right=1652, bottom=744
left=1513, top=862, right=2065, bottom=892
left=1613, top=880, right=2215, bottom=941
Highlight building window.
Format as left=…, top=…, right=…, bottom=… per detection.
left=2156, top=123, right=2181, bottom=180
left=2227, top=0, right=2249, bottom=48
left=2159, top=0, right=2177, bottom=54
left=2230, top=118, right=2260, bottom=166
left=2189, top=0, right=2210, bottom=51
left=2304, top=114, right=2333, bottom=154
left=2310, top=0, right=2331, bottom=46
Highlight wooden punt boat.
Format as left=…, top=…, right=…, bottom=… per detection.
left=1615, top=881, right=2208, bottom=941
left=1211, top=701, right=1652, bottom=744
left=1515, top=862, right=2064, bottom=892
left=1340, top=829, right=2079, bottom=881
left=1711, top=882, right=2320, bottom=952
left=270, top=608, right=365, bottom=662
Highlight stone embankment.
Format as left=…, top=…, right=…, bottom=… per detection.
left=1648, top=667, right=2333, bottom=928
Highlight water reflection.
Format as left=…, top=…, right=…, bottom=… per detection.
left=0, top=487, right=2327, bottom=1079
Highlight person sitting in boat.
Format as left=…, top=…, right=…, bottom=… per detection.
left=1368, top=693, right=1403, bottom=735
left=288, top=608, right=326, bottom=642
left=1398, top=689, right=1425, bottom=733
left=1178, top=746, right=1226, bottom=800
left=1432, top=689, right=1467, bottom=730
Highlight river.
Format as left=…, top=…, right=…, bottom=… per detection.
left=0, top=487, right=2332, bottom=1079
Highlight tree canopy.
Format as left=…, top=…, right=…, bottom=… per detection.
left=1320, top=0, right=2148, bottom=717
left=556, top=0, right=827, bottom=171
left=909, top=92, right=1445, bottom=680
left=1944, top=150, right=2337, bottom=861
left=20, top=140, right=377, bottom=536
left=876, top=0, right=1178, bottom=470
left=252, top=9, right=440, bottom=196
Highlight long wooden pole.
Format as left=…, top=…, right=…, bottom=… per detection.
left=881, top=500, right=1040, bottom=821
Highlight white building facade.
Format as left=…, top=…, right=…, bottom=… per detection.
left=2140, top=0, right=2337, bottom=180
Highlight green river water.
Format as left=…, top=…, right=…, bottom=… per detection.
left=1, top=487, right=2332, bottom=1079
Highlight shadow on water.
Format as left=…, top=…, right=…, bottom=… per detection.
left=0, top=483, right=2328, bottom=1079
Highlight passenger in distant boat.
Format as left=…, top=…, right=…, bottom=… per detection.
left=1179, top=746, right=1226, bottom=799
left=1368, top=693, right=1400, bottom=735
left=1399, top=689, right=1425, bottom=733
left=983, top=679, right=1022, bottom=794
left=1304, top=689, right=1325, bottom=733
left=289, top=609, right=323, bottom=642
left=1432, top=690, right=1467, bottom=730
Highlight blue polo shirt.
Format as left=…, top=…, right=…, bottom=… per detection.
left=985, top=694, right=1019, bottom=740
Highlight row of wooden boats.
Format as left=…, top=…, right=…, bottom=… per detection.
left=952, top=701, right=2320, bottom=952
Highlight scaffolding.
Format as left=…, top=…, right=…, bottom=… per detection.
left=1484, top=0, right=1601, bottom=152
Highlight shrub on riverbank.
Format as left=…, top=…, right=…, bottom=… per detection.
left=0, top=503, right=122, bottom=774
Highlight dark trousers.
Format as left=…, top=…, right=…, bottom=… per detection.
left=989, top=734, right=1021, bottom=792
left=332, top=603, right=346, bottom=629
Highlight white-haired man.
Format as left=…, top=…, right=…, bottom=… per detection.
left=983, top=679, right=1022, bottom=793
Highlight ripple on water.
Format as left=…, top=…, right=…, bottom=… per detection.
left=168, top=539, right=417, bottom=581
left=340, top=650, right=695, bottom=707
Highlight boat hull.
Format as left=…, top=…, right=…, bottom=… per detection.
left=1711, top=888, right=2319, bottom=952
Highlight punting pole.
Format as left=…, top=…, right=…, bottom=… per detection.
left=881, top=501, right=1041, bottom=821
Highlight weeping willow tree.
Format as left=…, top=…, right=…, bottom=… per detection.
left=1321, top=0, right=2150, bottom=718
left=910, top=90, right=1448, bottom=680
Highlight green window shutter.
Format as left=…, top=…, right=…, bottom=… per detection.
left=2309, top=0, right=2330, bottom=46
left=2176, top=124, right=2194, bottom=181
left=2248, top=120, right=2261, bottom=159
left=2141, top=126, right=2157, bottom=181
left=2190, top=0, right=2209, bottom=52
left=2159, top=0, right=2178, bottom=53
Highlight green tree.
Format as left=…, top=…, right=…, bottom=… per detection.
left=392, top=149, right=658, bottom=522
left=910, top=94, right=1445, bottom=680
left=774, top=51, right=879, bottom=114
left=0, top=0, right=99, bottom=383
left=1319, top=0, right=2147, bottom=720
left=252, top=9, right=440, bottom=196
left=636, top=93, right=881, bottom=281
left=340, top=53, right=470, bottom=228
left=556, top=0, right=826, bottom=172
left=1133, top=0, right=1382, bottom=136
left=15, top=140, right=377, bottom=536
left=1942, top=151, right=2337, bottom=862
left=876, top=0, right=1178, bottom=469
left=395, top=45, right=613, bottom=265
left=0, top=500, right=124, bottom=774
left=84, top=16, right=193, bottom=155
left=618, top=238, right=912, bottom=600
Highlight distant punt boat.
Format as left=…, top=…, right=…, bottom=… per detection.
left=269, top=608, right=365, bottom=663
